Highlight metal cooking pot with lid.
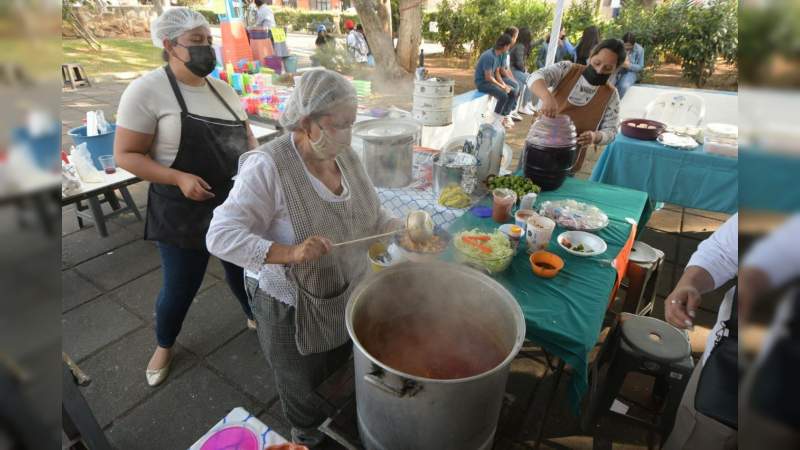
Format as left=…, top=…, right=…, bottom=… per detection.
left=352, top=118, right=421, bottom=189
left=346, top=262, right=525, bottom=450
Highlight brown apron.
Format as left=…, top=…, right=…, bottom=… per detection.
left=552, top=64, right=614, bottom=173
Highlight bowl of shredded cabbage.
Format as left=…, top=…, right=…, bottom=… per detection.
left=453, top=229, right=515, bottom=274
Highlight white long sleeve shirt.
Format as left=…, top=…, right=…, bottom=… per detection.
left=685, top=213, right=738, bottom=364
left=206, top=135, right=396, bottom=306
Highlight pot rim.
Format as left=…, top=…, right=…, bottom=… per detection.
left=345, top=261, right=526, bottom=384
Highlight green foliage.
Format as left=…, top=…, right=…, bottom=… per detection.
left=195, top=9, right=221, bottom=25
left=312, top=40, right=357, bottom=74
left=272, top=8, right=357, bottom=33
left=429, top=0, right=472, bottom=56
left=562, top=0, right=605, bottom=43
left=462, top=0, right=552, bottom=57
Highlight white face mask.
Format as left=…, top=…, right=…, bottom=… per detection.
left=309, top=121, right=352, bottom=160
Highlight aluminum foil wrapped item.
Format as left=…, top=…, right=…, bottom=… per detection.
left=538, top=199, right=609, bottom=231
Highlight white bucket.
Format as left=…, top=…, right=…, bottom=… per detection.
left=412, top=78, right=455, bottom=127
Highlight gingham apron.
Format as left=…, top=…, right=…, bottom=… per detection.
left=241, top=134, right=381, bottom=355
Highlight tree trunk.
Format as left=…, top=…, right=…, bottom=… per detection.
left=352, top=0, right=408, bottom=80
left=395, top=0, right=422, bottom=73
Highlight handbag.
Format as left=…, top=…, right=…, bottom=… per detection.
left=694, top=287, right=739, bottom=429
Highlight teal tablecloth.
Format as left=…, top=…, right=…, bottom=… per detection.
left=443, top=177, right=651, bottom=413
left=590, top=134, right=738, bottom=214
left=739, top=148, right=800, bottom=213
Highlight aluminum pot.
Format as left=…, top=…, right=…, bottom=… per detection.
left=353, top=118, right=420, bottom=189
left=432, top=152, right=477, bottom=196
left=346, top=262, right=525, bottom=450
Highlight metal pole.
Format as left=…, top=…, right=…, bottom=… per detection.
left=545, top=0, right=567, bottom=67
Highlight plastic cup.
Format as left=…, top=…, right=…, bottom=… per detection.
left=492, top=188, right=517, bottom=223
left=98, top=155, right=116, bottom=174
left=525, top=214, right=555, bottom=253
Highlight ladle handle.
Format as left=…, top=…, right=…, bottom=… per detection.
left=333, top=229, right=402, bottom=248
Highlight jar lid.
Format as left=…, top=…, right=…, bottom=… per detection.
left=525, top=114, right=577, bottom=148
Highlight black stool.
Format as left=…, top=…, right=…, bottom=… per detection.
left=584, top=313, right=694, bottom=444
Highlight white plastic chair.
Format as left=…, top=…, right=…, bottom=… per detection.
left=643, top=91, right=706, bottom=127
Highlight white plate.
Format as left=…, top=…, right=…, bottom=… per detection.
left=629, top=241, right=658, bottom=264
left=658, top=132, right=699, bottom=150
left=557, top=231, right=608, bottom=257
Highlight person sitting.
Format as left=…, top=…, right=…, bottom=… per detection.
left=535, top=33, right=570, bottom=69
left=575, top=25, right=600, bottom=66
left=560, top=27, right=577, bottom=62
left=510, top=27, right=535, bottom=115
left=614, top=32, right=645, bottom=98
left=345, top=20, right=369, bottom=64
left=528, top=38, right=625, bottom=173
left=499, top=27, right=522, bottom=122
left=474, top=34, right=518, bottom=129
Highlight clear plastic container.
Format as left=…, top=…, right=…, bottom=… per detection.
left=524, top=115, right=577, bottom=148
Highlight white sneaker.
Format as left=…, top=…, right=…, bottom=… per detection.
left=502, top=117, right=515, bottom=128
left=520, top=105, right=535, bottom=115
left=509, top=111, right=523, bottom=121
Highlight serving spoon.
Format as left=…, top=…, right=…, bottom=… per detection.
left=333, top=210, right=434, bottom=248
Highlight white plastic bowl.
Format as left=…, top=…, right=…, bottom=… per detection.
left=557, top=231, right=607, bottom=257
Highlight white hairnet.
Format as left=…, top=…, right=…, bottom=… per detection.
left=150, top=7, right=210, bottom=48
left=280, top=69, right=357, bottom=130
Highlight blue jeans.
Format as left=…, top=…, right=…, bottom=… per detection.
left=155, top=241, right=253, bottom=348
left=477, top=80, right=519, bottom=116
left=615, top=71, right=638, bottom=98
left=511, top=69, right=532, bottom=106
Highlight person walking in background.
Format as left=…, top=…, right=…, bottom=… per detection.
left=510, top=27, right=536, bottom=115
left=614, top=32, right=645, bottom=98
left=345, top=20, right=368, bottom=64
left=499, top=27, right=522, bottom=121
left=356, top=24, right=375, bottom=66
left=248, top=0, right=276, bottom=62
left=575, top=26, right=601, bottom=65
left=475, top=34, right=518, bottom=129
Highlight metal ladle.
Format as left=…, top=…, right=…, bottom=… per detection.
left=332, top=210, right=434, bottom=248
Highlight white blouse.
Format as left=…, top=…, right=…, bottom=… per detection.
left=528, top=61, right=621, bottom=145
left=206, top=134, right=396, bottom=306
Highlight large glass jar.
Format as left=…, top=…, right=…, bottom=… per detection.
left=523, top=115, right=578, bottom=191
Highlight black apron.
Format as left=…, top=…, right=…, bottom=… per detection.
left=695, top=286, right=739, bottom=429
left=144, top=65, right=248, bottom=250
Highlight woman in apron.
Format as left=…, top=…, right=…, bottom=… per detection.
left=206, top=69, right=402, bottom=448
left=528, top=38, right=626, bottom=173
left=114, top=8, right=258, bottom=387
left=249, top=0, right=275, bottom=63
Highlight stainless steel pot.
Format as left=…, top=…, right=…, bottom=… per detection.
left=352, top=118, right=421, bottom=189
left=346, top=262, right=525, bottom=450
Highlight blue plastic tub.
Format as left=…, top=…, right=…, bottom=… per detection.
left=68, top=124, right=117, bottom=171
left=283, top=56, right=298, bottom=73
left=12, top=127, right=61, bottom=171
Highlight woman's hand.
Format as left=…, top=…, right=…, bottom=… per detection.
left=291, top=235, right=332, bottom=264
left=175, top=172, right=215, bottom=201
left=664, top=285, right=702, bottom=329
left=576, top=131, right=597, bottom=146
left=540, top=94, right=558, bottom=118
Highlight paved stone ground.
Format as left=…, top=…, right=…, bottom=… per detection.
left=61, top=80, right=729, bottom=449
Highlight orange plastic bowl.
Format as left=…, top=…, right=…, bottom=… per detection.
left=530, top=251, right=564, bottom=278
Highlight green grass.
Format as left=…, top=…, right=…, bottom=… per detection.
left=63, top=38, right=164, bottom=76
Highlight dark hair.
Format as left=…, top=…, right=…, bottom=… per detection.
left=161, top=38, right=178, bottom=62
left=315, top=31, right=327, bottom=46
left=504, top=26, right=519, bottom=38
left=622, top=32, right=636, bottom=45
left=575, top=26, right=600, bottom=65
left=517, top=27, right=533, bottom=55
left=254, top=0, right=264, bottom=6
left=590, top=38, right=627, bottom=67
left=356, top=24, right=364, bottom=32
left=494, top=33, right=513, bottom=50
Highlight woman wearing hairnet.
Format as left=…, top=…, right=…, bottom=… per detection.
left=207, top=69, right=401, bottom=448
left=114, top=8, right=258, bottom=387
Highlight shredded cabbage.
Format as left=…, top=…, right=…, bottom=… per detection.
left=454, top=229, right=514, bottom=273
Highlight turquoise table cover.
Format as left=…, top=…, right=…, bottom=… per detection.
left=443, top=177, right=651, bottom=413
left=739, top=148, right=800, bottom=213
left=590, top=134, right=737, bottom=214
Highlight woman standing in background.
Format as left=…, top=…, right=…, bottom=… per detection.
left=575, top=26, right=601, bottom=66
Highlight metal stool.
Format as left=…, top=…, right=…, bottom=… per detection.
left=622, top=241, right=666, bottom=316
left=584, top=313, right=694, bottom=444
left=62, top=63, right=90, bottom=89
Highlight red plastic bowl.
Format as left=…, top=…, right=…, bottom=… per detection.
left=620, top=119, right=666, bottom=140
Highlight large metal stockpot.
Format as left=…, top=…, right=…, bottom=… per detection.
left=345, top=262, right=525, bottom=450
left=352, top=118, right=420, bottom=189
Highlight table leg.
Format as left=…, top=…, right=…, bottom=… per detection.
left=118, top=186, right=143, bottom=221
left=87, top=196, right=108, bottom=237
left=62, top=362, right=112, bottom=450
left=105, top=189, right=121, bottom=210
left=533, top=358, right=566, bottom=450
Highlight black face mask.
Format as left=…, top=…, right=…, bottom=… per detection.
left=582, top=64, right=611, bottom=86
left=176, top=44, right=216, bottom=77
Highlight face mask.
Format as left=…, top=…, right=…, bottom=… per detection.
left=176, top=44, right=216, bottom=77
left=582, top=64, right=611, bottom=86
left=309, top=123, right=351, bottom=160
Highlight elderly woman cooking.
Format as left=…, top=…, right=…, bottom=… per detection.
left=528, top=38, right=626, bottom=173
left=206, top=69, right=402, bottom=448
left=114, top=8, right=257, bottom=387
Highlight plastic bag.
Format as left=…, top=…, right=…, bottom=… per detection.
left=62, top=160, right=83, bottom=197
left=70, top=143, right=103, bottom=183
left=96, top=110, right=111, bottom=134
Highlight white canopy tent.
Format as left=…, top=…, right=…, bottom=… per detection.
left=544, top=0, right=568, bottom=67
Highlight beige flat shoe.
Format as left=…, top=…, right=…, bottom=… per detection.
left=247, top=319, right=257, bottom=330
left=145, top=356, right=173, bottom=387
